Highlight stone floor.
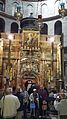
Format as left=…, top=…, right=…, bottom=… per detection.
left=26, top=114, right=58, bottom=119
left=25, top=110, right=58, bottom=119
left=51, top=116, right=58, bottom=119
left=50, top=114, right=58, bottom=119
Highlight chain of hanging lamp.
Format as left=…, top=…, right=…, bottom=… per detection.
left=37, top=1, right=47, bottom=30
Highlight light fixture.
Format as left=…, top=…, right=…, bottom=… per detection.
left=14, top=4, right=23, bottom=21
left=38, top=14, right=42, bottom=23
left=55, top=0, right=67, bottom=18
left=36, top=1, right=47, bottom=29
left=58, top=2, right=66, bottom=17
left=36, top=14, right=43, bottom=30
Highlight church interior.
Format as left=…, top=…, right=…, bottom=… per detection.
left=0, top=0, right=67, bottom=90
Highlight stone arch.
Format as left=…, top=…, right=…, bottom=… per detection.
left=26, top=4, right=33, bottom=17
left=21, top=70, right=41, bottom=84
left=11, top=22, right=18, bottom=33
left=54, top=20, right=62, bottom=35
left=40, top=23, right=48, bottom=35
left=0, top=0, right=5, bottom=11
left=20, top=18, right=38, bottom=30
left=0, top=18, right=5, bottom=32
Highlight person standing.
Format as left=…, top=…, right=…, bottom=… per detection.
left=54, top=91, right=67, bottom=119
left=15, top=87, right=23, bottom=119
left=0, top=87, right=20, bottom=119
left=29, top=88, right=39, bottom=117
left=23, top=86, right=29, bottom=119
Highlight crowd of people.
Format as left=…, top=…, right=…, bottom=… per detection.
left=0, top=81, right=67, bottom=119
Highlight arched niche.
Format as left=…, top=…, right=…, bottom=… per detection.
left=26, top=4, right=33, bottom=17
left=40, top=23, right=48, bottom=35
left=11, top=22, right=18, bottom=33
left=0, top=18, right=5, bottom=32
left=0, top=0, right=5, bottom=11
left=20, top=18, right=37, bottom=30
left=21, top=71, right=40, bottom=86
left=54, top=20, right=62, bottom=35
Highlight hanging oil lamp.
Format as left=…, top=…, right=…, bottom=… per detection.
left=58, top=2, right=66, bottom=18
left=14, top=4, right=23, bottom=21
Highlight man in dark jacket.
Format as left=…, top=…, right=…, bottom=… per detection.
left=15, top=87, right=23, bottom=119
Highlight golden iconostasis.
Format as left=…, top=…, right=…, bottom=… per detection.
left=0, top=32, right=61, bottom=88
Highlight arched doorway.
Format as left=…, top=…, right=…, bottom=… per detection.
left=21, top=71, right=40, bottom=83
left=40, top=23, right=48, bottom=35
left=17, top=70, right=41, bottom=89
left=54, top=20, right=62, bottom=35
left=0, top=18, right=5, bottom=32
left=11, top=22, right=18, bottom=33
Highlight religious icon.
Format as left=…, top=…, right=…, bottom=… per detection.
left=22, top=30, right=39, bottom=49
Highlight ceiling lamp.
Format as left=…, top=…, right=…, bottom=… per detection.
left=37, top=15, right=43, bottom=30
left=55, top=0, right=67, bottom=18
left=38, top=15, right=42, bottom=21
left=58, top=2, right=66, bottom=17
left=36, top=2, right=47, bottom=29
left=14, top=4, right=23, bottom=21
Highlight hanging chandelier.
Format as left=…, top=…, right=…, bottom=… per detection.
left=38, top=15, right=43, bottom=24
left=55, top=0, right=67, bottom=18
left=36, top=14, right=43, bottom=30
left=36, top=2, right=47, bottom=29
left=14, top=4, right=23, bottom=21
left=58, top=2, right=67, bottom=18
